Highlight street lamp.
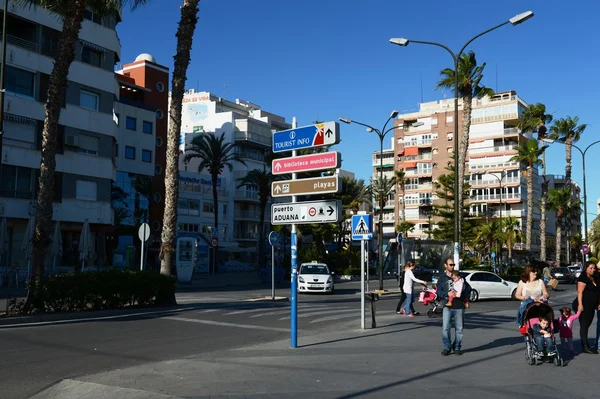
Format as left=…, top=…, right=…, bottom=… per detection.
left=482, top=170, right=508, bottom=219
left=340, top=110, right=399, bottom=291
left=389, top=10, right=534, bottom=267
left=542, top=138, right=600, bottom=260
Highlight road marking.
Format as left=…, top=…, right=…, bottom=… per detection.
left=279, top=308, right=354, bottom=320
left=309, top=313, right=359, bottom=323
left=223, top=307, right=285, bottom=316
left=0, top=308, right=192, bottom=330
left=250, top=304, right=332, bottom=318
left=198, top=309, right=219, bottom=313
left=163, top=316, right=291, bottom=332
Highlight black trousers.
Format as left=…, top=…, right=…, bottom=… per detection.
left=580, top=308, right=596, bottom=348
left=396, top=292, right=416, bottom=313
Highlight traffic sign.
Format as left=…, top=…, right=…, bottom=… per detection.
left=352, top=214, right=373, bottom=240
left=211, top=237, right=218, bottom=248
left=491, top=252, right=496, bottom=259
left=271, top=176, right=341, bottom=197
left=271, top=200, right=342, bottom=225
left=272, top=122, right=340, bottom=153
left=583, top=244, right=589, bottom=255
left=268, top=231, right=280, bottom=246
left=138, top=223, right=150, bottom=242
left=272, top=151, right=341, bottom=175
left=397, top=232, right=403, bottom=244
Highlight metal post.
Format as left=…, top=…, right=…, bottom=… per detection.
left=140, top=228, right=145, bottom=271
left=290, top=118, right=298, bottom=348
left=453, top=56, right=460, bottom=269
left=0, top=0, right=8, bottom=176
left=271, top=241, right=275, bottom=300
left=582, top=151, right=589, bottom=261
left=360, top=239, right=365, bottom=329
left=378, top=135, right=384, bottom=290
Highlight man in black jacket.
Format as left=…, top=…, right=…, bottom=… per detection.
left=437, top=257, right=465, bottom=355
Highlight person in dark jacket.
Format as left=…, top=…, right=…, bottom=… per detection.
left=437, top=257, right=465, bottom=356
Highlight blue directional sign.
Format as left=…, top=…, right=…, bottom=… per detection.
left=352, top=214, right=373, bottom=241
left=272, top=121, right=340, bottom=153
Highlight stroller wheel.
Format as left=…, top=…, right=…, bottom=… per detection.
left=527, top=355, right=535, bottom=365
left=426, top=309, right=434, bottom=318
left=560, top=358, right=565, bottom=367
left=553, top=357, right=559, bottom=367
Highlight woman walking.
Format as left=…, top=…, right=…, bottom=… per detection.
left=399, top=262, right=427, bottom=318
left=395, top=261, right=419, bottom=315
left=515, top=265, right=550, bottom=325
left=575, top=261, right=600, bottom=354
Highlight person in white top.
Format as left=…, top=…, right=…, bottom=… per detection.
left=400, top=262, right=427, bottom=318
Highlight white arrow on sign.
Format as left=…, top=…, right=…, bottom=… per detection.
left=274, top=162, right=282, bottom=171
left=274, top=185, right=282, bottom=193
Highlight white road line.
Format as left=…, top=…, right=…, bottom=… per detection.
left=309, top=313, right=359, bottom=323
left=197, top=309, right=219, bottom=313
left=279, top=308, right=354, bottom=320
left=223, top=307, right=283, bottom=316
left=250, top=304, right=337, bottom=318
left=163, top=316, right=291, bottom=332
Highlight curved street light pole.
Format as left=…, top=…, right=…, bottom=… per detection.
left=390, top=11, right=534, bottom=267
left=340, top=112, right=399, bottom=290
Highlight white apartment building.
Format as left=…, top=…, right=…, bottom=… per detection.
left=373, top=90, right=543, bottom=255
left=175, top=90, right=290, bottom=265
left=0, top=4, right=121, bottom=269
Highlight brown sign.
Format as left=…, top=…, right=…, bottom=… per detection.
left=271, top=176, right=341, bottom=197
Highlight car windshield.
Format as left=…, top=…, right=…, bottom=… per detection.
left=300, top=264, right=330, bottom=275
left=555, top=267, right=570, bottom=273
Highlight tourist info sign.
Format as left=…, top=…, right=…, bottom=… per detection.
left=272, top=122, right=340, bottom=153
left=271, top=176, right=341, bottom=197
left=271, top=200, right=342, bottom=225
left=272, top=151, right=341, bottom=175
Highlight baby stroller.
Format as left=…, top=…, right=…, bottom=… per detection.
left=519, top=301, right=564, bottom=367
left=419, top=287, right=442, bottom=318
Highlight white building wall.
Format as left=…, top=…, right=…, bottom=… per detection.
left=114, top=102, right=156, bottom=177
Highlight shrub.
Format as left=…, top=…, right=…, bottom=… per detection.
left=37, top=269, right=176, bottom=314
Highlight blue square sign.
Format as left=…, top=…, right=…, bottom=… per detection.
left=351, top=214, right=373, bottom=241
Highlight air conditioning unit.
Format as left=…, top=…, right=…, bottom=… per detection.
left=65, top=134, right=78, bottom=147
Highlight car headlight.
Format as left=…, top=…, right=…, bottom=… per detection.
left=299, top=276, right=305, bottom=283
left=327, top=276, right=332, bottom=284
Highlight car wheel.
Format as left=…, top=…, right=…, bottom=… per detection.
left=469, top=289, right=479, bottom=302
left=511, top=288, right=517, bottom=300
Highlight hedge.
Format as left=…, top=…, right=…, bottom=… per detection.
left=17, top=269, right=176, bottom=314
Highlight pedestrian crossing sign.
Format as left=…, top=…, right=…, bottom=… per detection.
left=351, top=214, right=373, bottom=240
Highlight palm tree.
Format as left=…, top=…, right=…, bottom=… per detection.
left=184, top=133, right=245, bottom=272
left=549, top=116, right=588, bottom=184
left=547, top=187, right=573, bottom=265
left=502, top=217, right=522, bottom=263
left=160, top=0, right=201, bottom=277
left=570, top=233, right=583, bottom=263
left=563, top=196, right=582, bottom=265
left=517, top=103, right=553, bottom=262
left=588, top=217, right=600, bottom=258
left=395, top=170, right=407, bottom=223
left=237, top=169, right=276, bottom=268
left=475, top=220, right=500, bottom=259
left=436, top=51, right=493, bottom=245
left=370, top=175, right=396, bottom=290
left=20, top=0, right=148, bottom=310
left=510, top=139, right=544, bottom=252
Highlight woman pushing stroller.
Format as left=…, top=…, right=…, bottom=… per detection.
left=515, top=265, right=550, bottom=326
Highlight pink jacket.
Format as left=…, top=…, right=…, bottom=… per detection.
left=557, top=311, right=581, bottom=338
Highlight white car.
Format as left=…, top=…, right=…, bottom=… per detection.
left=460, top=270, right=518, bottom=302
left=298, top=262, right=334, bottom=294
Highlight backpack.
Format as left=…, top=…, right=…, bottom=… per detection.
left=460, top=280, right=472, bottom=302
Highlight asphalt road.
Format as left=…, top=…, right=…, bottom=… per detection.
left=0, top=280, right=580, bottom=399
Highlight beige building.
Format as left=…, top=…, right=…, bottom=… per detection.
left=373, top=90, right=543, bottom=255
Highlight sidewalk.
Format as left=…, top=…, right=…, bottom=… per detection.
left=31, top=308, right=596, bottom=399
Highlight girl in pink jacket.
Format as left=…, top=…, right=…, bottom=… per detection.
left=558, top=307, right=581, bottom=355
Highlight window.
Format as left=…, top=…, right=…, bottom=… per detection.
left=469, top=272, right=487, bottom=282
left=82, top=46, right=103, bottom=67
left=447, top=133, right=453, bottom=141
left=77, top=135, right=99, bottom=155
left=484, top=273, right=502, bottom=283
left=446, top=115, right=453, bottom=123
left=76, top=180, right=97, bottom=201
left=203, top=203, right=215, bottom=213
left=156, top=109, right=164, bottom=119
left=0, top=165, right=33, bottom=199
left=125, top=146, right=135, bottom=159
left=142, top=121, right=153, bottom=134
left=6, top=66, right=35, bottom=97
left=142, top=149, right=152, bottom=163
left=126, top=117, right=137, bottom=131
left=84, top=9, right=102, bottom=24
left=155, top=137, right=163, bottom=147
left=80, top=90, right=99, bottom=111
left=156, top=82, right=165, bottom=92
left=178, top=223, right=199, bottom=233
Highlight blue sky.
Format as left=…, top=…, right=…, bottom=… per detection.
left=118, top=0, right=600, bottom=223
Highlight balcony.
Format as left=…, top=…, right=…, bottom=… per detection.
left=234, top=231, right=259, bottom=241
left=470, top=176, right=521, bottom=186
left=234, top=189, right=259, bottom=201
left=373, top=156, right=395, bottom=167
left=404, top=139, right=432, bottom=147
left=470, top=161, right=519, bottom=171
left=471, top=193, right=521, bottom=202
left=470, top=209, right=523, bottom=218
left=403, top=153, right=432, bottom=161
left=234, top=209, right=266, bottom=221
left=234, top=130, right=271, bottom=146
left=404, top=198, right=432, bottom=206
left=469, top=144, right=518, bottom=155
left=374, top=200, right=395, bottom=209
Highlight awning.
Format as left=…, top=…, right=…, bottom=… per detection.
left=404, top=147, right=419, bottom=156
left=403, top=161, right=418, bottom=168
left=398, top=149, right=404, bottom=155
left=80, top=39, right=106, bottom=53
left=4, top=112, right=36, bottom=125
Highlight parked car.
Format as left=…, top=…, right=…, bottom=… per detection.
left=297, top=261, right=334, bottom=294
left=551, top=267, right=575, bottom=284
left=459, top=270, right=518, bottom=302
left=568, top=265, right=582, bottom=279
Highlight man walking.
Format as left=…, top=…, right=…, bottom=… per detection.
left=437, top=257, right=465, bottom=355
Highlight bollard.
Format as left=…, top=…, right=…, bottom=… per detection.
left=369, top=292, right=377, bottom=328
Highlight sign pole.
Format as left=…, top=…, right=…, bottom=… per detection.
left=271, top=242, right=275, bottom=300
left=361, top=239, right=365, bottom=330
left=290, top=119, right=298, bottom=349
left=140, top=231, right=145, bottom=271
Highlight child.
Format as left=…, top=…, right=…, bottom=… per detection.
left=532, top=316, right=557, bottom=357
left=557, top=307, right=581, bottom=355
left=446, top=270, right=470, bottom=308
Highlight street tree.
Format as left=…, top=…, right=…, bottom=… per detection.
left=18, top=0, right=149, bottom=311
left=549, top=116, right=588, bottom=184
left=502, top=216, right=522, bottom=263
left=436, top=51, right=493, bottom=245
left=510, top=139, right=544, bottom=252
left=370, top=175, right=395, bottom=290
left=547, top=187, right=575, bottom=265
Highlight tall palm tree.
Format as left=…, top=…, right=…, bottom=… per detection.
left=510, top=139, right=544, bottom=252
left=237, top=169, right=276, bottom=268
left=588, top=216, right=600, bottom=258
left=184, top=133, right=245, bottom=272
left=517, top=103, right=553, bottom=262
left=395, top=170, right=407, bottom=223
left=370, top=175, right=396, bottom=290
left=547, top=187, right=574, bottom=265
left=549, top=116, right=588, bottom=184
left=160, top=0, right=200, bottom=277
left=502, top=216, right=522, bottom=263
left=20, top=0, right=148, bottom=310
left=563, top=196, right=582, bottom=265
left=436, top=51, right=493, bottom=245
left=475, top=220, right=500, bottom=259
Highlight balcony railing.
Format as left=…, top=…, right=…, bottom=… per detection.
left=234, top=189, right=260, bottom=201
left=469, top=144, right=518, bottom=155
left=234, top=231, right=259, bottom=240
left=470, top=176, right=521, bottom=186
left=234, top=131, right=271, bottom=146
left=234, top=209, right=266, bottom=220
left=471, top=193, right=521, bottom=201
left=403, top=153, right=432, bottom=161
left=470, top=161, right=519, bottom=171
left=6, top=34, right=39, bottom=52
left=404, top=198, right=432, bottom=206
left=404, top=139, right=432, bottom=147
left=374, top=200, right=395, bottom=209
